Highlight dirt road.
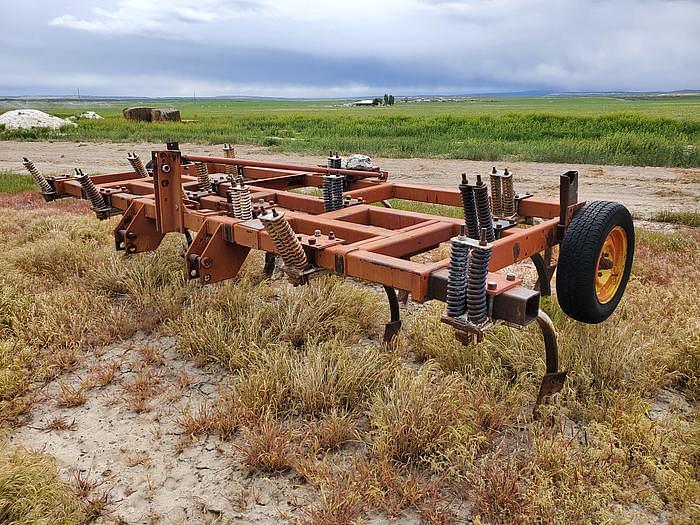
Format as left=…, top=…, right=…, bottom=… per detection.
left=1, top=140, right=698, bottom=216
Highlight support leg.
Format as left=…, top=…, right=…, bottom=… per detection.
left=534, top=309, right=567, bottom=415
left=263, top=252, right=277, bottom=276
left=383, top=285, right=402, bottom=344
left=531, top=252, right=551, bottom=296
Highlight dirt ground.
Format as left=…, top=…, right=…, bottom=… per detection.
left=1, top=140, right=699, bottom=216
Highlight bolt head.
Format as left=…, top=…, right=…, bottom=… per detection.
left=308, top=237, right=316, bottom=245
left=487, top=281, right=497, bottom=290
left=314, top=229, right=321, bottom=237
left=506, top=272, right=516, bottom=281
left=203, top=274, right=211, bottom=282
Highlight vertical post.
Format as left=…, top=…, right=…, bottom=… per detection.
left=557, top=170, right=578, bottom=241
left=153, top=150, right=185, bottom=234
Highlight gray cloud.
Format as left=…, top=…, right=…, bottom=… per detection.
left=0, top=0, right=698, bottom=96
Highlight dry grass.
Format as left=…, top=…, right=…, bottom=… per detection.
left=0, top=445, right=88, bottom=524
left=1, top=202, right=698, bottom=523
left=172, top=274, right=381, bottom=370
left=235, top=412, right=298, bottom=473
left=56, top=381, right=87, bottom=408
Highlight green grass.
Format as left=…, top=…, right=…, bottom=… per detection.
left=650, top=209, right=700, bottom=227
left=2, top=95, right=700, bottom=167
left=0, top=172, right=34, bottom=193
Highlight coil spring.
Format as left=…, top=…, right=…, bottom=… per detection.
left=260, top=210, right=311, bottom=270
left=489, top=167, right=503, bottom=218
left=466, top=244, right=492, bottom=324
left=231, top=183, right=253, bottom=220
left=323, top=174, right=345, bottom=211
left=228, top=186, right=242, bottom=218
left=127, top=152, right=149, bottom=179
left=333, top=175, right=345, bottom=210
left=323, top=175, right=334, bottom=211
left=327, top=151, right=342, bottom=169
left=22, top=157, right=54, bottom=194
left=459, top=174, right=480, bottom=239
left=501, top=170, right=515, bottom=216
left=195, top=162, right=213, bottom=193
left=74, top=168, right=106, bottom=209
left=474, top=175, right=495, bottom=242
left=446, top=235, right=469, bottom=317
left=223, top=144, right=236, bottom=176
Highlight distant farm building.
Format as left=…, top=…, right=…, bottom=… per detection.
left=353, top=99, right=376, bottom=106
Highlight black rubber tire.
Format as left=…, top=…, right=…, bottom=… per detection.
left=556, top=201, right=634, bottom=324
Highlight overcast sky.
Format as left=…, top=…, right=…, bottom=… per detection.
left=1, top=0, right=698, bottom=97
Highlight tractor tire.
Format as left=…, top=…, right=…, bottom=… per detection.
left=556, top=201, right=634, bottom=324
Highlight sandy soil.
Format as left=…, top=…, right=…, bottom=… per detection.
left=8, top=333, right=317, bottom=524
left=1, top=140, right=698, bottom=216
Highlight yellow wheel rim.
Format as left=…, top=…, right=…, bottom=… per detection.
left=595, top=226, right=627, bottom=304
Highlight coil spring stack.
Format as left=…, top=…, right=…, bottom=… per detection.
left=260, top=209, right=311, bottom=271
left=448, top=171, right=498, bottom=325
left=446, top=227, right=470, bottom=317
left=74, top=168, right=107, bottom=211
left=195, top=162, right=213, bottom=193
left=22, top=157, right=55, bottom=195
left=323, top=174, right=345, bottom=212
left=466, top=229, right=492, bottom=324
left=222, top=143, right=237, bottom=177
left=127, top=152, right=149, bottom=179
left=229, top=182, right=253, bottom=220
left=489, top=167, right=516, bottom=218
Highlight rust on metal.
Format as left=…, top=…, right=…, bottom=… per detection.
left=32, top=146, right=601, bottom=411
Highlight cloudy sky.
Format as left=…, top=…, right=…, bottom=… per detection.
left=1, top=0, right=698, bottom=97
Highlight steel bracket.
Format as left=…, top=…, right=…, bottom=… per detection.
left=185, top=220, right=250, bottom=285
left=114, top=199, right=164, bottom=254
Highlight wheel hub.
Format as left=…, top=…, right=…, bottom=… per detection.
left=595, top=225, right=627, bottom=304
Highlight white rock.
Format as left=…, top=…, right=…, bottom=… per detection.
left=344, top=154, right=373, bottom=170
left=78, top=111, right=103, bottom=120
left=0, top=109, right=76, bottom=129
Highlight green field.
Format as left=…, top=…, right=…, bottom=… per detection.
left=2, top=95, right=700, bottom=167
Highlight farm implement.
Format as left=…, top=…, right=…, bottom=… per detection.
left=24, top=144, right=634, bottom=410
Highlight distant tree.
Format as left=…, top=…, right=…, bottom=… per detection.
left=372, top=98, right=381, bottom=106
left=388, top=94, right=395, bottom=105
left=383, top=93, right=389, bottom=105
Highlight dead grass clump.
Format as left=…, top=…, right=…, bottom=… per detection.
left=300, top=456, right=453, bottom=523
left=174, top=275, right=381, bottom=371
left=8, top=233, right=105, bottom=281
left=235, top=412, right=297, bottom=473
left=121, top=368, right=161, bottom=413
left=0, top=445, right=88, bottom=524
left=171, top=279, right=274, bottom=370
left=90, top=234, right=191, bottom=325
left=84, top=361, right=120, bottom=389
left=271, top=276, right=381, bottom=346
left=287, top=340, right=398, bottom=415
left=461, top=429, right=616, bottom=524
left=306, top=409, right=357, bottom=452
left=406, top=303, right=497, bottom=373
left=0, top=340, right=34, bottom=422
left=56, top=381, right=87, bottom=408
left=369, top=365, right=475, bottom=463
left=42, top=416, right=76, bottom=431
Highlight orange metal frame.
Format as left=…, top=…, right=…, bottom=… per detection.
left=46, top=148, right=582, bottom=304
